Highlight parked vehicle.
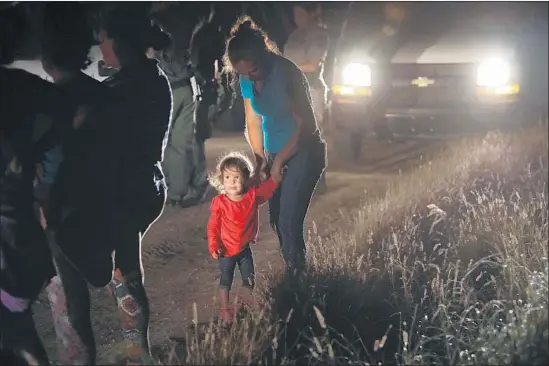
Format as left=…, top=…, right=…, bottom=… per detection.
left=328, top=2, right=548, bottom=161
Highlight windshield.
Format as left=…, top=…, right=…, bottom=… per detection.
left=338, top=2, right=539, bottom=43
left=334, top=2, right=543, bottom=63
left=413, top=2, right=531, bottom=35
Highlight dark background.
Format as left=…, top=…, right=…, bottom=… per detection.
left=5, top=1, right=548, bottom=62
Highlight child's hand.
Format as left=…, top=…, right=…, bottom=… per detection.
left=247, top=175, right=261, bottom=188
left=211, top=249, right=222, bottom=260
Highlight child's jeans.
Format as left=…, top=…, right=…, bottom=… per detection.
left=219, top=246, right=255, bottom=291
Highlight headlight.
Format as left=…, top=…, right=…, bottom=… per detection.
left=342, top=63, right=372, bottom=87
left=476, top=58, right=511, bottom=87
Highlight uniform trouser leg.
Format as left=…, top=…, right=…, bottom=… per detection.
left=107, top=198, right=163, bottom=364
left=191, top=87, right=215, bottom=196
left=310, top=88, right=328, bottom=191
left=46, top=246, right=96, bottom=365
left=1, top=210, right=53, bottom=365
left=162, top=85, right=197, bottom=202
left=107, top=224, right=151, bottom=364
left=191, top=139, right=208, bottom=191
left=46, top=232, right=152, bottom=365
left=0, top=303, right=50, bottom=365
left=46, top=194, right=163, bottom=366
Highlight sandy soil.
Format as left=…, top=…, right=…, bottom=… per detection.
left=32, top=131, right=447, bottom=364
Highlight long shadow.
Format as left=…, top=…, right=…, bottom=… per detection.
left=259, top=270, right=411, bottom=365
left=160, top=313, right=255, bottom=364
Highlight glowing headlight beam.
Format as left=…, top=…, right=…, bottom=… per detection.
left=342, top=63, right=372, bottom=87
left=476, top=58, right=511, bottom=87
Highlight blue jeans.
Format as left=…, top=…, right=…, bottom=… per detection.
left=219, top=246, right=255, bottom=290
left=267, top=141, right=326, bottom=271
left=42, top=145, right=63, bottom=184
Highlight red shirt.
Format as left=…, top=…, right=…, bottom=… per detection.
left=207, top=178, right=278, bottom=257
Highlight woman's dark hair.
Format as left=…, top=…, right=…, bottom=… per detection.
left=101, top=8, right=171, bottom=64
left=41, top=2, right=95, bottom=72
left=223, top=16, right=280, bottom=75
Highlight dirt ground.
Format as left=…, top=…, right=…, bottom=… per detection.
left=32, top=131, right=448, bottom=364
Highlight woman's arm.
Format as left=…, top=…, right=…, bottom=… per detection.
left=255, top=177, right=280, bottom=206
left=244, top=98, right=266, bottom=167
left=271, top=64, right=318, bottom=169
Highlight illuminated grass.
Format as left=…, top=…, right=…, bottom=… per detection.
left=161, top=124, right=548, bottom=366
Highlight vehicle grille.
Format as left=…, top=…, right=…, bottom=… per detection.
left=389, top=85, right=475, bottom=107
left=387, top=63, right=477, bottom=108
left=390, top=63, right=476, bottom=78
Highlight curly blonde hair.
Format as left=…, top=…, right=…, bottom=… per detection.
left=208, top=151, right=254, bottom=194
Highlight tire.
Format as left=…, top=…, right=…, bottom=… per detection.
left=508, top=103, right=548, bottom=133
left=349, top=132, right=363, bottom=161
left=329, top=129, right=362, bottom=162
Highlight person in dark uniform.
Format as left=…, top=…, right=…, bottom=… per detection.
left=98, top=12, right=172, bottom=362
left=153, top=4, right=208, bottom=208
left=186, top=7, right=226, bottom=206
left=44, top=6, right=173, bottom=365
left=0, top=3, right=85, bottom=364
left=35, top=3, right=119, bottom=364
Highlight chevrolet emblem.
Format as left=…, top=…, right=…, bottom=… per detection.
left=411, top=77, right=435, bottom=87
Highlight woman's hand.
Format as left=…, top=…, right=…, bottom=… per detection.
left=270, top=161, right=284, bottom=184
left=253, top=159, right=268, bottom=182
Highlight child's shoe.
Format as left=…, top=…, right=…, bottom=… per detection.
left=219, top=307, right=235, bottom=324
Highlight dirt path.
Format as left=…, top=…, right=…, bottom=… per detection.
left=32, top=133, right=447, bottom=364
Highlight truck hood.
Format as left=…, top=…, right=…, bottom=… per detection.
left=338, top=32, right=517, bottom=66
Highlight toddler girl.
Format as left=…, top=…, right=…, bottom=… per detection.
left=207, top=151, right=281, bottom=323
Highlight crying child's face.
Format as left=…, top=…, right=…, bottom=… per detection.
left=222, top=166, right=245, bottom=197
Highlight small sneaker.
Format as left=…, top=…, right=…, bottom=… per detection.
left=219, top=307, right=235, bottom=324
left=166, top=198, right=180, bottom=208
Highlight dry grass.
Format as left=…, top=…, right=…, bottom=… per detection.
left=161, top=124, right=548, bottom=365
